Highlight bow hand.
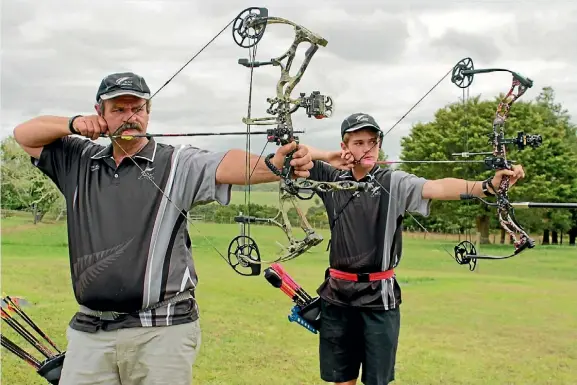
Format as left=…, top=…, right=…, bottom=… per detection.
left=268, top=142, right=313, bottom=179
left=490, top=164, right=526, bottom=192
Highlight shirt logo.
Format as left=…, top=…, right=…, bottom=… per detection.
left=139, top=166, right=154, bottom=181
left=90, top=164, right=100, bottom=172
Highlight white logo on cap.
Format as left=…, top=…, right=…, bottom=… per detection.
left=115, top=77, right=133, bottom=86
left=356, top=114, right=369, bottom=122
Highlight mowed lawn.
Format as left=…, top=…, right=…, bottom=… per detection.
left=1, top=215, right=576, bottom=385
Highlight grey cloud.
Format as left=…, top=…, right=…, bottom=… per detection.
left=429, top=30, right=502, bottom=63
left=195, top=0, right=480, bottom=19
left=312, top=18, right=409, bottom=64
left=194, top=0, right=411, bottom=63
left=2, top=0, right=576, bottom=162
left=512, top=11, right=577, bottom=61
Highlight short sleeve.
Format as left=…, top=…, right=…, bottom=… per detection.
left=169, top=146, right=232, bottom=209
left=31, top=136, right=93, bottom=191
left=389, top=170, right=431, bottom=216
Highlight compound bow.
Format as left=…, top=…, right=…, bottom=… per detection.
left=224, top=7, right=376, bottom=276
left=368, top=57, right=577, bottom=271
left=449, top=58, right=539, bottom=269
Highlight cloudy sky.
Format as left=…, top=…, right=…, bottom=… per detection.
left=2, top=0, right=575, bottom=160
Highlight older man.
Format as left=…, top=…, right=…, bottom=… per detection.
left=13, top=71, right=315, bottom=385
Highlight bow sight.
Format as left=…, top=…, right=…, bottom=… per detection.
left=500, top=131, right=542, bottom=150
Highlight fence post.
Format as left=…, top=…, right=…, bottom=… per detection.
left=238, top=211, right=245, bottom=246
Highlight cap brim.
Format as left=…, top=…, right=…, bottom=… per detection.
left=99, top=90, right=151, bottom=101
left=343, top=123, right=381, bottom=134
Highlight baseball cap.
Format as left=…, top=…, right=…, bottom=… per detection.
left=340, top=112, right=382, bottom=138
left=96, top=72, right=151, bottom=102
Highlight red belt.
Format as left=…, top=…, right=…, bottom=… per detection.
left=329, top=268, right=395, bottom=283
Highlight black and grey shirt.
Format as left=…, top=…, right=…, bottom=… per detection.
left=309, top=161, right=431, bottom=310
left=32, top=136, right=231, bottom=331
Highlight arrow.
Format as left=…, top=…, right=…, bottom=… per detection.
left=99, top=130, right=306, bottom=140
left=376, top=160, right=492, bottom=164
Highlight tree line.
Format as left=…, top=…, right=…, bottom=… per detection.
left=2, top=87, right=576, bottom=245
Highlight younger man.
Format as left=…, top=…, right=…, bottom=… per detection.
left=304, top=112, right=525, bottom=385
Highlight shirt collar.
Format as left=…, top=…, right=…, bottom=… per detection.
left=90, top=138, right=158, bottom=162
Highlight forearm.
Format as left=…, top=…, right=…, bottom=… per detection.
left=301, top=145, right=333, bottom=162
left=14, top=116, right=71, bottom=148
left=423, top=177, right=490, bottom=200
left=216, top=149, right=281, bottom=185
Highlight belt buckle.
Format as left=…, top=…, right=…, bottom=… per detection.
left=356, top=273, right=370, bottom=283
left=96, top=311, right=123, bottom=320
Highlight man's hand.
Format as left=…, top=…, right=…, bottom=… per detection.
left=490, top=164, right=526, bottom=191
left=325, top=150, right=355, bottom=170
left=72, top=115, right=108, bottom=140
left=271, top=142, right=313, bottom=178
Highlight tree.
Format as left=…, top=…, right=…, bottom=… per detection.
left=0, top=136, right=64, bottom=222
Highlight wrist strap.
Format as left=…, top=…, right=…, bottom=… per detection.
left=68, top=115, right=82, bottom=135
left=482, top=177, right=495, bottom=197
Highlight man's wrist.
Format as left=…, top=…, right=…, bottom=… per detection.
left=68, top=115, right=82, bottom=135
left=481, top=177, right=496, bottom=197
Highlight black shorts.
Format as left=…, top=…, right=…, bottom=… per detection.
left=319, top=299, right=401, bottom=385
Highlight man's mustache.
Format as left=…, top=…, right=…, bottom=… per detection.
left=112, top=122, right=142, bottom=136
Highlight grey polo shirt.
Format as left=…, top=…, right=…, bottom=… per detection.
left=32, top=136, right=231, bottom=331
left=309, top=161, right=431, bottom=310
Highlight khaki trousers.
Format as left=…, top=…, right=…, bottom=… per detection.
left=59, top=320, right=201, bottom=385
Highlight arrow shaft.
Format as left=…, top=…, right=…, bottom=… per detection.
left=1, top=335, right=41, bottom=368
left=376, top=160, right=488, bottom=164
left=511, top=202, right=577, bottom=209
left=101, top=130, right=305, bottom=139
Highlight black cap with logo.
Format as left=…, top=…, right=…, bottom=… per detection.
left=340, top=112, right=382, bottom=138
left=95, top=72, right=151, bottom=102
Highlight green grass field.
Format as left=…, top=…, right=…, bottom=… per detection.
left=1, top=214, right=576, bottom=384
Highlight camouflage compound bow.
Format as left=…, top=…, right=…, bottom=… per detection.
left=224, top=7, right=375, bottom=276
